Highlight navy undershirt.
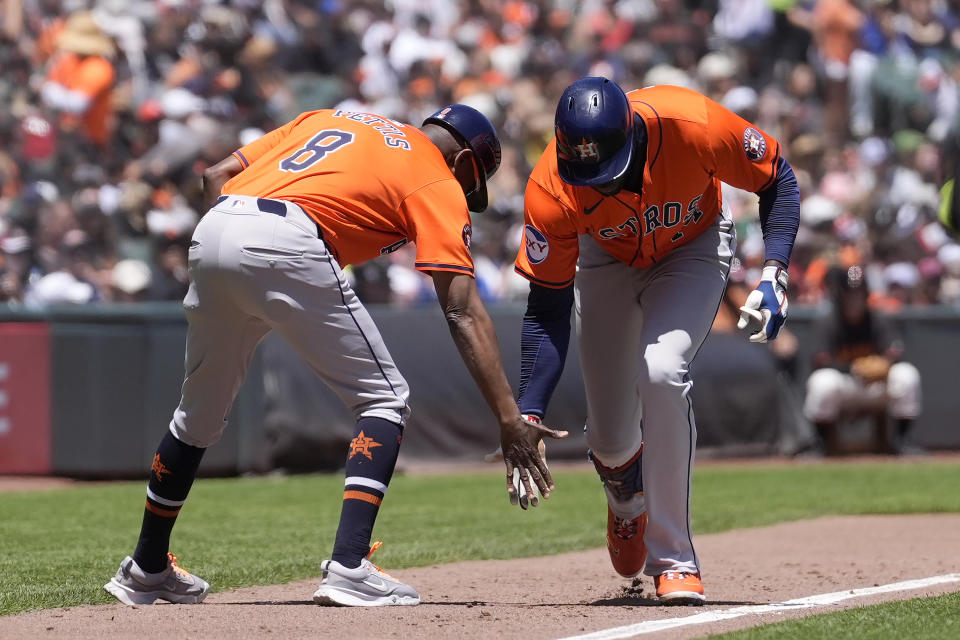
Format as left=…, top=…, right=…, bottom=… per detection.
left=518, top=283, right=573, bottom=418
left=757, top=156, right=800, bottom=266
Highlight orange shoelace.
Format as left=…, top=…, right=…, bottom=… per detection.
left=167, top=553, right=191, bottom=577
left=365, top=541, right=394, bottom=578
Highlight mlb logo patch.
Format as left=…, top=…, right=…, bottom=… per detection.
left=742, top=127, right=766, bottom=162
left=524, top=225, right=549, bottom=264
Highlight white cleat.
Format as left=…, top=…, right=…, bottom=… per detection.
left=313, top=542, right=419, bottom=607
left=104, top=553, right=210, bottom=606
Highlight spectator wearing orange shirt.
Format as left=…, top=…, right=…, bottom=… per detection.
left=812, top=0, right=864, bottom=140
left=40, top=12, right=116, bottom=147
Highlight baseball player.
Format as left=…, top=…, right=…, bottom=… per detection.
left=104, top=104, right=565, bottom=608
left=803, top=265, right=922, bottom=455
left=514, top=78, right=800, bottom=604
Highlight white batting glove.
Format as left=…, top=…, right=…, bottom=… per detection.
left=738, top=265, right=789, bottom=343
left=484, top=415, right=548, bottom=509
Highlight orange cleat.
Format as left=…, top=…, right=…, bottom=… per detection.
left=606, top=506, right=647, bottom=578
left=655, top=571, right=705, bottom=605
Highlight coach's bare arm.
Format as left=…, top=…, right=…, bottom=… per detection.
left=431, top=270, right=568, bottom=507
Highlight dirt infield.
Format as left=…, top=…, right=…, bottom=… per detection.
left=4, top=514, right=959, bottom=639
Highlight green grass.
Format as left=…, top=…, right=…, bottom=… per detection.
left=691, top=461, right=960, bottom=534
left=709, top=591, right=960, bottom=639
left=1, top=459, right=959, bottom=615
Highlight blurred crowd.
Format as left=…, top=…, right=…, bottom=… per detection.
left=1, top=0, right=959, bottom=308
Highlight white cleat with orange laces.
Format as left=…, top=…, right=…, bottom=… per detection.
left=313, top=542, right=420, bottom=607
left=104, top=553, right=210, bottom=605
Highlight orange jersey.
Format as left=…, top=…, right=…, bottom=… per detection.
left=47, top=52, right=115, bottom=146
left=223, top=110, right=474, bottom=275
left=515, top=85, right=781, bottom=288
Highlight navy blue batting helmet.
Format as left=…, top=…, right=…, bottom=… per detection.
left=423, top=104, right=502, bottom=212
left=554, top=77, right=636, bottom=187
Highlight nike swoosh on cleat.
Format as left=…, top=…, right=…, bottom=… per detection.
left=362, top=575, right=391, bottom=593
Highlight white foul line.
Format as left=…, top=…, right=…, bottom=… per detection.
left=556, top=573, right=960, bottom=640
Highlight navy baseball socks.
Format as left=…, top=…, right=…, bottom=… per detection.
left=316, top=417, right=419, bottom=606
left=132, top=431, right=206, bottom=573
left=330, top=417, right=403, bottom=569
left=104, top=431, right=209, bottom=605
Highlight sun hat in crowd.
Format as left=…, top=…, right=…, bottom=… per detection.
left=721, top=86, right=758, bottom=116
left=57, top=11, right=115, bottom=58
left=111, top=259, right=153, bottom=295
left=643, top=64, right=695, bottom=89
left=26, top=272, right=95, bottom=306
left=697, top=52, right=738, bottom=81
left=239, top=127, right=266, bottom=147
left=160, top=88, right=207, bottom=119
left=801, top=194, right=841, bottom=227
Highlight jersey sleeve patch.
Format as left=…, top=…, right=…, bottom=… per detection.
left=524, top=225, right=550, bottom=264
left=742, top=127, right=767, bottom=162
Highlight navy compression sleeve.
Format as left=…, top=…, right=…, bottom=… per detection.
left=757, top=156, right=800, bottom=266
left=518, top=283, right=574, bottom=418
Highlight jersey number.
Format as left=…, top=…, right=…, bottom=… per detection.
left=279, top=129, right=354, bottom=172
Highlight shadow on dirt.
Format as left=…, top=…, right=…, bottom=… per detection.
left=215, top=600, right=316, bottom=606
left=588, top=596, right=760, bottom=607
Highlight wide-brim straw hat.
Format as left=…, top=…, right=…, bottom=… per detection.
left=57, top=11, right=116, bottom=58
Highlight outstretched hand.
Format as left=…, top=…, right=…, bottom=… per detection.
left=498, top=415, right=568, bottom=509
left=484, top=439, right=545, bottom=509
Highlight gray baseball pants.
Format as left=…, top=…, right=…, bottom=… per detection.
left=575, top=210, right=735, bottom=576
left=169, top=195, right=410, bottom=448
